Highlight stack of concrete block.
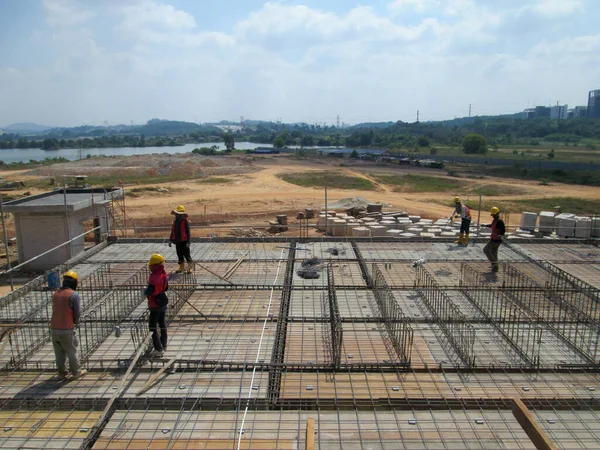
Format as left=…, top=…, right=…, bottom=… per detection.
left=407, top=227, right=422, bottom=236
left=397, top=218, right=412, bottom=231
left=592, top=217, right=600, bottom=238
left=520, top=212, right=538, bottom=232
left=428, top=227, right=443, bottom=236
left=331, top=219, right=347, bottom=236
left=420, top=219, right=434, bottom=226
left=538, top=211, right=556, bottom=234
left=369, top=225, right=388, bottom=237
left=441, top=231, right=457, bottom=238
left=386, top=229, right=403, bottom=237
left=409, top=215, right=421, bottom=223
left=556, top=213, right=576, bottom=238
left=575, top=216, right=592, bottom=239
left=352, top=227, right=371, bottom=237
left=380, top=220, right=396, bottom=231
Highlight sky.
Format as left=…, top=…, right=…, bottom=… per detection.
left=0, top=0, right=599, bottom=127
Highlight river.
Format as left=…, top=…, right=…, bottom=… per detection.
left=0, top=142, right=275, bottom=164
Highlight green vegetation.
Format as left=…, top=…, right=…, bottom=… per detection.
left=434, top=197, right=600, bottom=215
left=469, top=166, right=600, bottom=186
left=223, top=133, right=235, bottom=152
left=279, top=172, right=376, bottom=190
left=469, top=184, right=526, bottom=196
left=462, top=134, right=487, bottom=154
left=192, top=146, right=219, bottom=155
left=374, top=174, right=461, bottom=193
left=0, top=157, right=69, bottom=170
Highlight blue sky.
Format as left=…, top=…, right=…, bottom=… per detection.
left=0, top=0, right=599, bottom=127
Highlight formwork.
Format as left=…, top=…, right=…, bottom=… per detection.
left=0, top=237, right=599, bottom=449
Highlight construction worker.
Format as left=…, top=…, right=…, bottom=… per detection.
left=145, top=254, right=169, bottom=358
left=483, top=207, right=506, bottom=273
left=451, top=197, right=471, bottom=245
left=169, top=205, right=194, bottom=273
left=50, top=270, right=86, bottom=380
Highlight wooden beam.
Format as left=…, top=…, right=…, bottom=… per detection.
left=512, top=398, right=557, bottom=450
left=136, top=353, right=181, bottom=396
left=224, top=255, right=246, bottom=280
left=195, top=263, right=235, bottom=285
left=305, top=417, right=315, bottom=450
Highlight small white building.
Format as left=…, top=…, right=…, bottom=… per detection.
left=4, top=188, right=122, bottom=271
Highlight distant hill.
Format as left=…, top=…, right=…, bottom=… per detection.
left=3, top=123, right=53, bottom=133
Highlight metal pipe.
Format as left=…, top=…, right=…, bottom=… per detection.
left=0, top=193, right=14, bottom=291
left=0, top=226, right=101, bottom=276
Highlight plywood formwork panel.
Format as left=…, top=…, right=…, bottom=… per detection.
left=94, top=409, right=536, bottom=450
left=0, top=410, right=100, bottom=449
left=284, top=323, right=398, bottom=365
left=180, top=289, right=280, bottom=318
left=297, top=241, right=356, bottom=260
left=86, top=243, right=174, bottom=263
left=532, top=409, right=600, bottom=449
left=393, top=291, right=433, bottom=319
left=190, top=242, right=290, bottom=261
left=289, top=290, right=378, bottom=319
left=554, top=263, right=600, bottom=290
left=514, top=243, right=600, bottom=263
left=356, top=242, right=525, bottom=262
left=194, top=261, right=286, bottom=286
left=292, top=262, right=366, bottom=287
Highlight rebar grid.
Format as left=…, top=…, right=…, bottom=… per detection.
left=461, top=263, right=542, bottom=368
left=326, top=265, right=343, bottom=368
left=415, top=265, right=476, bottom=367
left=372, top=264, right=413, bottom=366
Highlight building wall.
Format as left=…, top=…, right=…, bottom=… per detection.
left=550, top=105, right=568, bottom=120
left=588, top=90, right=600, bottom=119
left=15, top=213, right=70, bottom=271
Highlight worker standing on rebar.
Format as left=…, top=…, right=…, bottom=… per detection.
left=50, top=270, right=86, bottom=380
left=483, top=207, right=505, bottom=273
left=451, top=197, right=471, bottom=246
left=169, top=205, right=194, bottom=273
left=145, top=254, right=169, bottom=358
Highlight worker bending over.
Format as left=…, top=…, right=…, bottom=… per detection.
left=50, top=270, right=86, bottom=380
left=483, top=207, right=505, bottom=273
left=170, top=205, right=194, bottom=273
left=145, top=254, right=169, bottom=358
left=451, top=197, right=471, bottom=245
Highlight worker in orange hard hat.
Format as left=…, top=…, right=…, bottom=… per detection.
left=169, top=205, right=194, bottom=273
left=482, top=207, right=506, bottom=273
left=450, top=197, right=472, bottom=246
left=50, top=270, right=86, bottom=380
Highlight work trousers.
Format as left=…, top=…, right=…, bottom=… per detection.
left=149, top=309, right=167, bottom=351
left=483, top=240, right=502, bottom=272
left=460, top=218, right=471, bottom=235
left=51, top=330, right=81, bottom=375
left=175, top=242, right=192, bottom=264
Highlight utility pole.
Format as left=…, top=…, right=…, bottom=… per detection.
left=416, top=110, right=420, bottom=123
left=469, top=104, right=472, bottom=117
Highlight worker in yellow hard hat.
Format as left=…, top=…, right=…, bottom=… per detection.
left=170, top=205, right=194, bottom=273
left=145, top=254, right=169, bottom=358
left=50, top=270, right=86, bottom=380
left=482, top=207, right=506, bottom=273
left=450, top=197, right=472, bottom=246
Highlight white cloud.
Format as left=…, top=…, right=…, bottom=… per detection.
left=42, top=0, right=95, bottom=27
left=387, top=0, right=439, bottom=14
left=528, top=0, right=584, bottom=17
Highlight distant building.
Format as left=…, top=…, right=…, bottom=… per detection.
left=588, top=90, right=600, bottom=119
left=568, top=106, right=588, bottom=119
left=523, top=108, right=536, bottom=119
left=534, top=106, right=551, bottom=118
left=550, top=104, right=568, bottom=120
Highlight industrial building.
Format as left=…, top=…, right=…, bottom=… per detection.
left=588, top=89, right=600, bottom=119
left=0, top=234, right=599, bottom=448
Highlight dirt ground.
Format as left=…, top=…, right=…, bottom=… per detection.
left=3, top=153, right=600, bottom=235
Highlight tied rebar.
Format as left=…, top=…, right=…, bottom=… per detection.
left=416, top=264, right=476, bottom=368
left=372, top=264, right=413, bottom=366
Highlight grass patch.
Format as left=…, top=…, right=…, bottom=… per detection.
left=279, top=171, right=376, bottom=190
left=434, top=197, right=600, bottom=215
left=374, top=174, right=461, bottom=193
left=196, top=177, right=232, bottom=184
left=462, top=165, right=600, bottom=187
left=468, top=184, right=526, bottom=196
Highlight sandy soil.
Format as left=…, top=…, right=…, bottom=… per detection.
left=3, top=153, right=600, bottom=232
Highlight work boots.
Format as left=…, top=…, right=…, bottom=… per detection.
left=455, top=233, right=464, bottom=245
left=463, top=234, right=470, bottom=245
left=176, top=263, right=185, bottom=273
left=186, top=261, right=195, bottom=274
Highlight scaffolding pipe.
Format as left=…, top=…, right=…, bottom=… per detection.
left=0, top=193, right=14, bottom=291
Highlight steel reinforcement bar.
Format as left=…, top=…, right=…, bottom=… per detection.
left=267, top=239, right=296, bottom=406
left=372, top=264, right=413, bottom=366
left=327, top=264, right=343, bottom=368
left=415, top=265, right=476, bottom=367
left=500, top=264, right=599, bottom=365
left=461, top=263, right=541, bottom=368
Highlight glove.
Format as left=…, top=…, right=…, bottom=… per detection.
left=455, top=215, right=459, bottom=218
left=168, top=242, right=172, bottom=247
left=185, top=242, right=190, bottom=248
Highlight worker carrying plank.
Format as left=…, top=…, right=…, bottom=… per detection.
left=450, top=197, right=472, bottom=246
left=169, top=205, right=194, bottom=274
left=50, top=270, right=86, bottom=380
left=145, top=254, right=169, bottom=358
left=482, top=207, right=506, bottom=273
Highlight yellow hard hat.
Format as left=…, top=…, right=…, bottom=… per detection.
left=148, top=254, right=165, bottom=266
left=454, top=197, right=461, bottom=203
left=490, top=207, right=500, bottom=215
left=174, top=205, right=186, bottom=214
left=63, top=270, right=78, bottom=281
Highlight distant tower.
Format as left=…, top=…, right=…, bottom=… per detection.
left=469, top=104, right=472, bottom=117
left=416, top=110, right=420, bottom=123
left=337, top=115, right=340, bottom=128
left=240, top=116, right=244, bottom=125
left=104, top=120, right=108, bottom=127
